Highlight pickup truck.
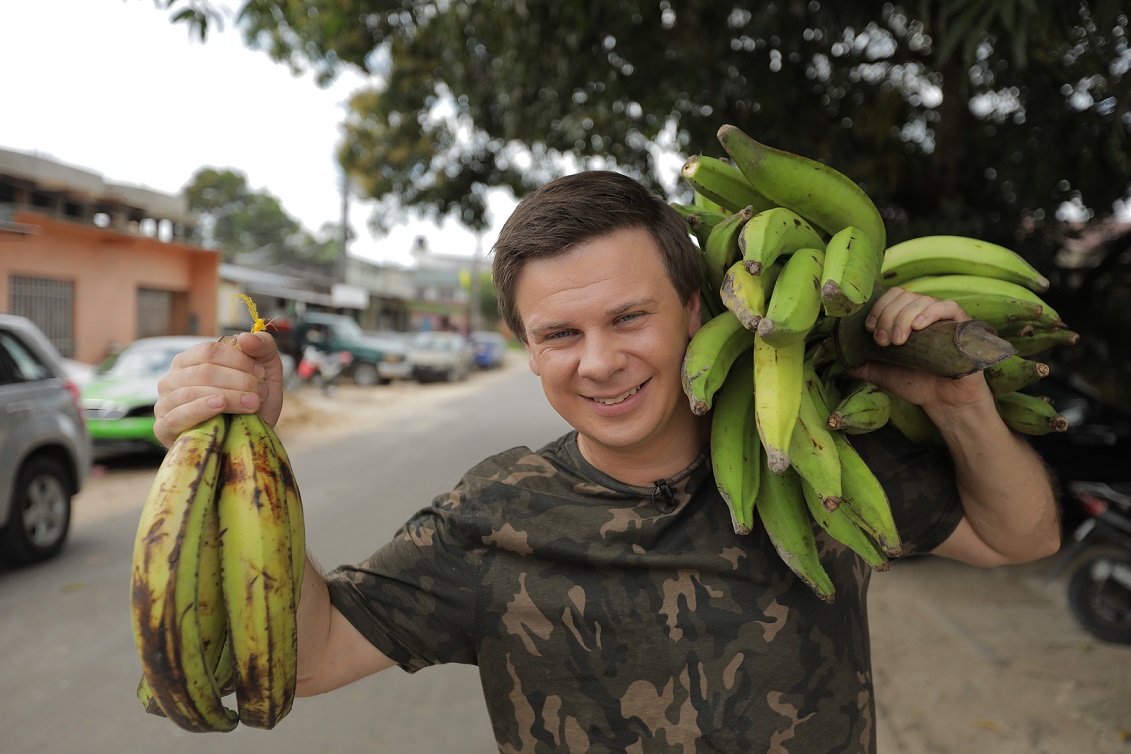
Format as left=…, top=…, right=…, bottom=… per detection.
left=274, top=312, right=404, bottom=387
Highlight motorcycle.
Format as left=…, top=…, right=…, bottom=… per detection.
left=1046, top=480, right=1131, bottom=644
left=287, top=345, right=353, bottom=396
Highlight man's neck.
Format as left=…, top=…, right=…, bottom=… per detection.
left=576, top=417, right=710, bottom=487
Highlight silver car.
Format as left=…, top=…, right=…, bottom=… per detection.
left=409, top=331, right=474, bottom=383
left=0, top=314, right=92, bottom=565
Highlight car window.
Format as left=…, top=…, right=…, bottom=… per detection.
left=0, top=331, right=53, bottom=384
left=101, top=345, right=184, bottom=377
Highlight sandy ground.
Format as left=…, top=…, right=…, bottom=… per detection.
left=78, top=357, right=1131, bottom=753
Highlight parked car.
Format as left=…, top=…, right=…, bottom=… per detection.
left=365, top=330, right=414, bottom=382
left=0, top=313, right=92, bottom=565
left=272, top=312, right=394, bottom=387
left=469, top=331, right=509, bottom=369
left=80, top=335, right=212, bottom=455
left=409, top=331, right=474, bottom=383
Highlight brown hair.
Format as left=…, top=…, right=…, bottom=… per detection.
left=491, top=171, right=700, bottom=342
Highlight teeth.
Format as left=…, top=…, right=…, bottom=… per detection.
left=594, top=386, right=640, bottom=405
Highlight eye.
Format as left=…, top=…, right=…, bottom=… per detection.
left=616, top=312, right=644, bottom=325
left=544, top=329, right=578, bottom=341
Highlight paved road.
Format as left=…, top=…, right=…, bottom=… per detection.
left=2, top=354, right=1128, bottom=753
left=0, top=358, right=569, bottom=754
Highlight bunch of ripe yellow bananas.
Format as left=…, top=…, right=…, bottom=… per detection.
left=677, top=125, right=1074, bottom=601
left=130, top=328, right=303, bottom=731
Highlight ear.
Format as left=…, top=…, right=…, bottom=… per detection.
left=686, top=289, right=704, bottom=340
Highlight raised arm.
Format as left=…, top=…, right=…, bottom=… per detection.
left=848, top=287, right=1061, bottom=567
left=154, top=330, right=398, bottom=695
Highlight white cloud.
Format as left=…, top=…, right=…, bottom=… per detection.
left=0, top=0, right=505, bottom=266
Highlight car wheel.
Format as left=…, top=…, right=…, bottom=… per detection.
left=0, top=455, right=72, bottom=566
left=352, top=361, right=380, bottom=387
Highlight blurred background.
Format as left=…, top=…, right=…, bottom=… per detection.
left=1, top=1, right=1130, bottom=751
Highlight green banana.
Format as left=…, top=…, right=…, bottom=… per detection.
left=799, top=476, right=890, bottom=572
left=704, top=205, right=755, bottom=293
left=672, top=203, right=728, bottom=249
left=681, top=311, right=756, bottom=416
left=137, top=494, right=232, bottom=718
left=820, top=226, right=882, bottom=317
left=757, top=246, right=826, bottom=348
left=130, top=414, right=239, bottom=732
left=739, top=207, right=825, bottom=276
left=950, top=294, right=1056, bottom=332
left=699, top=252, right=726, bottom=321
left=983, top=355, right=1051, bottom=395
left=720, top=259, right=781, bottom=332
left=1005, top=328, right=1081, bottom=358
left=216, top=412, right=299, bottom=730
left=753, top=333, right=805, bottom=474
left=898, top=274, right=1060, bottom=322
left=787, top=361, right=843, bottom=511
left=720, top=261, right=765, bottom=332
left=827, top=380, right=892, bottom=434
left=994, top=391, right=1070, bottom=434
left=756, top=463, right=836, bottom=603
left=709, top=354, right=760, bottom=535
left=881, top=235, right=1049, bottom=293
left=884, top=390, right=944, bottom=447
left=718, top=124, right=886, bottom=253
left=831, top=432, right=903, bottom=557
left=681, top=154, right=777, bottom=215
left=262, top=417, right=307, bottom=596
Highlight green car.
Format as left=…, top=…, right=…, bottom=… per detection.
left=80, top=335, right=212, bottom=455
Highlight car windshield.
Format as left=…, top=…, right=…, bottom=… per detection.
left=334, top=318, right=365, bottom=340
left=411, top=334, right=455, bottom=350
left=97, top=345, right=185, bottom=377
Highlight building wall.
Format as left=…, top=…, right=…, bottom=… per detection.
left=1, top=208, right=219, bottom=363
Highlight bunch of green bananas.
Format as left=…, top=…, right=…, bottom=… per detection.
left=129, top=405, right=304, bottom=732
left=677, top=124, right=1074, bottom=602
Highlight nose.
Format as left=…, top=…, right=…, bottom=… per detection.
left=577, top=332, right=627, bottom=381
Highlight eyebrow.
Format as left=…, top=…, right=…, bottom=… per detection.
left=527, top=297, right=660, bottom=338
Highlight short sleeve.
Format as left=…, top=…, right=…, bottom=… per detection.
left=325, top=489, right=485, bottom=673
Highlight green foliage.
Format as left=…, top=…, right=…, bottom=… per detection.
left=183, top=167, right=340, bottom=264
left=163, top=3, right=1128, bottom=261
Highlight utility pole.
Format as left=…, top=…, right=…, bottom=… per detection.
left=337, top=171, right=350, bottom=283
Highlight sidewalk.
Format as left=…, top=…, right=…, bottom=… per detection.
left=870, top=555, right=1131, bottom=753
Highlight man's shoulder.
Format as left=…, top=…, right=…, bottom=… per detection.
left=461, top=431, right=577, bottom=490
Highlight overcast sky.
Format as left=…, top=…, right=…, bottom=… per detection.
left=0, top=0, right=512, bottom=267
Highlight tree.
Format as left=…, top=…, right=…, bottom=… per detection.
left=183, top=167, right=339, bottom=265
left=161, top=2, right=1128, bottom=247
left=161, top=1, right=1131, bottom=397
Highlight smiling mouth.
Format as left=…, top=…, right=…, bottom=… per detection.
left=591, top=382, right=644, bottom=406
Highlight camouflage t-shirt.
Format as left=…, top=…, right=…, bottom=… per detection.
left=326, top=425, right=963, bottom=753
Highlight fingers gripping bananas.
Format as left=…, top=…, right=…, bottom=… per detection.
left=676, top=124, right=1076, bottom=600
left=131, top=396, right=305, bottom=730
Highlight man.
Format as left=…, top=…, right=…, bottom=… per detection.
left=155, top=171, right=1060, bottom=752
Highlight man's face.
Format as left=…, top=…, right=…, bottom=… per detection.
left=515, top=227, right=704, bottom=473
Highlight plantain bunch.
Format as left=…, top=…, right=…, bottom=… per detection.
left=677, top=125, right=1075, bottom=602
left=130, top=322, right=304, bottom=732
